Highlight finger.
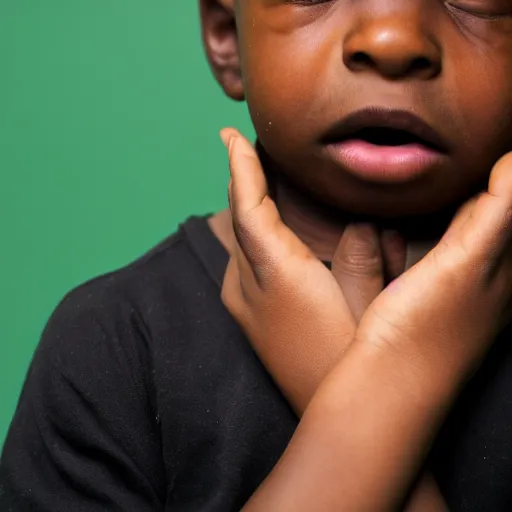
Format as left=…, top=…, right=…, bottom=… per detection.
left=222, top=128, right=279, bottom=268
left=380, top=230, right=407, bottom=281
left=221, top=128, right=313, bottom=272
left=221, top=128, right=269, bottom=220
left=332, top=224, right=384, bottom=323
left=488, top=151, right=512, bottom=200
left=439, top=194, right=480, bottom=249
left=449, top=195, right=480, bottom=233
left=458, top=154, right=512, bottom=261
left=426, top=195, right=480, bottom=271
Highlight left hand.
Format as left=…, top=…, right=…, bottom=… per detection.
left=219, top=127, right=406, bottom=412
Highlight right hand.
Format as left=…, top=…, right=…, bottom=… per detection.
left=358, top=152, right=512, bottom=386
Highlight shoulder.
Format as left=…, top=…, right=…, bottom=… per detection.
left=32, top=215, right=223, bottom=391
left=46, top=215, right=217, bottom=339
left=0, top=219, right=216, bottom=511
left=6, top=214, right=226, bottom=452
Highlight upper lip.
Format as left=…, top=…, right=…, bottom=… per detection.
left=321, top=107, right=449, bottom=152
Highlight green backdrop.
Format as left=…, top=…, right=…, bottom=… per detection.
left=1, top=2, right=253, bottom=445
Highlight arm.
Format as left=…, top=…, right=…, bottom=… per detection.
left=245, top=179, right=512, bottom=508
left=234, top=225, right=447, bottom=511
left=246, top=315, right=449, bottom=511
left=220, top=130, right=512, bottom=510
left=0, top=288, right=165, bottom=511
left=220, top=128, right=449, bottom=510
left=243, top=336, right=460, bottom=511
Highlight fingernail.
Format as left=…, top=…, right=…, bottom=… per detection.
left=340, top=223, right=380, bottom=258
left=220, top=130, right=231, bottom=149
left=358, top=223, right=379, bottom=241
left=349, top=223, right=379, bottom=248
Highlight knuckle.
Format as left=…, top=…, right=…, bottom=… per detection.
left=233, top=210, right=262, bottom=248
left=253, top=255, right=284, bottom=291
left=335, top=250, right=382, bottom=277
left=233, top=224, right=282, bottom=282
left=232, top=216, right=260, bottom=258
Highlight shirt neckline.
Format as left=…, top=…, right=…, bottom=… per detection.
left=182, top=215, right=332, bottom=289
left=182, top=215, right=230, bottom=289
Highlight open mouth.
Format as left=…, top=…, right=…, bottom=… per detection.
left=322, top=108, right=449, bottom=154
left=348, top=127, right=434, bottom=148
left=322, top=108, right=449, bottom=182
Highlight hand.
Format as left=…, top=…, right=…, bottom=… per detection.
left=358, top=152, right=512, bottom=386
left=219, top=127, right=406, bottom=413
left=219, top=128, right=448, bottom=511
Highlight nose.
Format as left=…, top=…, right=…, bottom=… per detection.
left=343, top=13, right=442, bottom=80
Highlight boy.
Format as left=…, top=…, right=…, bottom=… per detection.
left=2, top=0, right=512, bottom=509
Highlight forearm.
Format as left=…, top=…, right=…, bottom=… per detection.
left=258, top=335, right=449, bottom=512
left=243, top=338, right=461, bottom=511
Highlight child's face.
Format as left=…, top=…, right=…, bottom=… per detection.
left=203, top=0, right=512, bottom=217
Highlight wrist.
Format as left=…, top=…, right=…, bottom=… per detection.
left=352, top=324, right=474, bottom=406
left=313, top=336, right=463, bottom=447
left=285, top=339, right=456, bottom=510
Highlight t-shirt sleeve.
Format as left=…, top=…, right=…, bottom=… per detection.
left=0, top=286, right=166, bottom=511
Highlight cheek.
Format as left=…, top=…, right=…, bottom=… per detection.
left=241, top=23, right=339, bottom=150
left=443, top=29, right=512, bottom=158
left=455, top=63, right=512, bottom=163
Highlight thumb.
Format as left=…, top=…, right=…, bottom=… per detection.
left=220, top=128, right=314, bottom=274
left=332, top=224, right=384, bottom=323
left=221, top=128, right=277, bottom=268
left=220, top=128, right=269, bottom=224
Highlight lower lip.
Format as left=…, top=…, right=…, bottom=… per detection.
left=325, top=139, right=446, bottom=183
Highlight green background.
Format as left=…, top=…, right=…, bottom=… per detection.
left=1, top=2, right=253, bottom=445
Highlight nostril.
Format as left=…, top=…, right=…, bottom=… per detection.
left=411, top=56, right=432, bottom=73
left=351, top=51, right=373, bottom=67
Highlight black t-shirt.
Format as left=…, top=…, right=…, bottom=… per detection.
left=1, top=215, right=512, bottom=511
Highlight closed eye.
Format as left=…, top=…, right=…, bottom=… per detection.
left=287, top=0, right=333, bottom=5
left=445, top=1, right=512, bottom=20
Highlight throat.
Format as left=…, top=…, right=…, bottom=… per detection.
left=273, top=173, right=443, bottom=265
left=274, top=177, right=347, bottom=262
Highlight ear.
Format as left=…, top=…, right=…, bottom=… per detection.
left=199, top=0, right=244, bottom=101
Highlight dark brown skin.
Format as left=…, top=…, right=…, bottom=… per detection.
left=199, top=0, right=512, bottom=509
left=202, top=0, right=512, bottom=224
left=213, top=184, right=447, bottom=509
left=220, top=130, right=512, bottom=510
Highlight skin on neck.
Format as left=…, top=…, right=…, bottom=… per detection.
left=209, top=166, right=440, bottom=271
left=273, top=173, right=437, bottom=268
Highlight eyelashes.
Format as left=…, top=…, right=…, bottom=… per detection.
left=445, top=1, right=512, bottom=19
left=287, top=0, right=333, bottom=4
left=287, top=0, right=512, bottom=19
